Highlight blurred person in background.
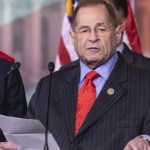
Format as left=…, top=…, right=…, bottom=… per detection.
left=105, top=0, right=150, bottom=70
left=0, top=57, right=27, bottom=141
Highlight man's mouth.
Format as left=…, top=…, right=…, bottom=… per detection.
left=88, top=47, right=99, bottom=49
left=87, top=47, right=100, bottom=52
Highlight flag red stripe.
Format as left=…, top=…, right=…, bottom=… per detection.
left=126, top=0, right=142, bottom=55
left=58, top=36, right=71, bottom=66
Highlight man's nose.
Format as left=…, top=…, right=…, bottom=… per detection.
left=88, top=29, right=99, bottom=41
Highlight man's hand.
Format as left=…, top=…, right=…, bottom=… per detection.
left=0, top=142, right=17, bottom=150
left=124, top=137, right=150, bottom=150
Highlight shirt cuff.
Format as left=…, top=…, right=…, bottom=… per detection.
left=139, top=135, right=150, bottom=144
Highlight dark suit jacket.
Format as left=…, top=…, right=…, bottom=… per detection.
left=0, top=58, right=27, bottom=117
left=26, top=54, right=150, bottom=150
left=122, top=43, right=150, bottom=70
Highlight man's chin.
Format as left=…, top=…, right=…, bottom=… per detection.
left=84, top=59, right=103, bottom=69
left=85, top=57, right=104, bottom=64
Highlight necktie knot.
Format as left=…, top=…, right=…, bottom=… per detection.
left=85, top=71, right=100, bottom=81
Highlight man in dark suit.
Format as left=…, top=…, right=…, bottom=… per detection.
left=0, top=58, right=27, bottom=117
left=0, top=0, right=150, bottom=149
left=106, top=0, right=150, bottom=70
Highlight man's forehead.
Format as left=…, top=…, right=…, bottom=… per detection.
left=76, top=5, right=110, bottom=21
left=77, top=4, right=107, bottom=15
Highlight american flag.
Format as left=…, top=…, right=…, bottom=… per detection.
left=55, top=0, right=141, bottom=70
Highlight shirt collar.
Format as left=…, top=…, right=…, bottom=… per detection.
left=79, top=52, right=118, bottom=83
left=116, top=43, right=124, bottom=53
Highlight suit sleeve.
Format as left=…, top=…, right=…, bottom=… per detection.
left=142, top=101, right=150, bottom=136
left=6, top=69, right=27, bottom=117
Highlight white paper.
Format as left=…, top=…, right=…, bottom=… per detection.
left=0, top=115, right=60, bottom=150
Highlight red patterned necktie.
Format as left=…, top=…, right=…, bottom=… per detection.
left=75, top=71, right=100, bottom=136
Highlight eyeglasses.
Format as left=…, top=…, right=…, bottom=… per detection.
left=73, top=24, right=113, bottom=38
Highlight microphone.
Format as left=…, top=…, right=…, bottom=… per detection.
left=44, top=62, right=55, bottom=150
left=0, top=62, right=21, bottom=82
left=48, top=62, right=55, bottom=73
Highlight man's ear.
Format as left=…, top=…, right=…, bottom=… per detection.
left=69, top=30, right=75, bottom=45
left=119, top=17, right=127, bottom=32
left=115, top=25, right=122, bottom=44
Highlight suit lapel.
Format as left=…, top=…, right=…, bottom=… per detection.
left=77, top=54, right=128, bottom=137
left=60, top=61, right=80, bottom=142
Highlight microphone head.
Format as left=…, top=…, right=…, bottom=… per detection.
left=11, top=62, right=21, bottom=70
left=48, top=62, right=55, bottom=73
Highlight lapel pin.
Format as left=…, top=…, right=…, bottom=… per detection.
left=107, top=88, right=114, bottom=95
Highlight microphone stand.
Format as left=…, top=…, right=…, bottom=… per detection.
left=43, top=62, right=55, bottom=150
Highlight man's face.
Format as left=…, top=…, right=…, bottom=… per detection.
left=70, top=4, right=121, bottom=69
